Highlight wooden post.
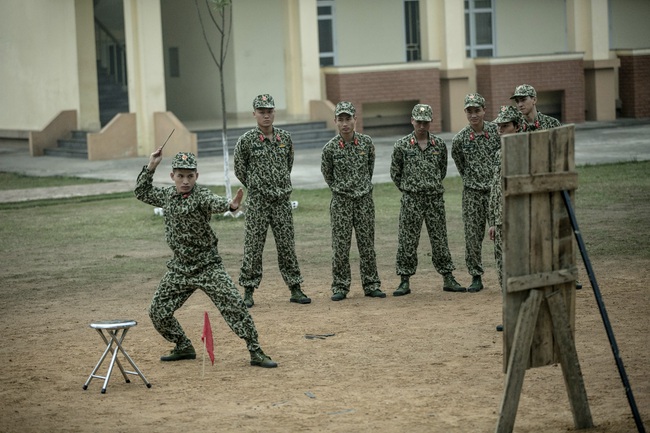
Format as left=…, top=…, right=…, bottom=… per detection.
left=496, top=125, right=592, bottom=432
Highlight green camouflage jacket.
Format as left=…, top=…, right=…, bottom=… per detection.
left=488, top=150, right=503, bottom=227
left=451, top=122, right=500, bottom=191
left=134, top=167, right=230, bottom=275
left=525, top=112, right=561, bottom=131
left=321, top=132, right=375, bottom=198
left=390, top=131, right=447, bottom=194
left=234, top=126, right=294, bottom=201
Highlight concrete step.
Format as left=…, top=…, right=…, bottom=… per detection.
left=195, top=121, right=335, bottom=156
left=43, top=147, right=88, bottom=159
left=57, top=138, right=88, bottom=150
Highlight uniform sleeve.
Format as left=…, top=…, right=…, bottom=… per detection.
left=321, top=144, right=334, bottom=187
left=451, top=135, right=465, bottom=177
left=439, top=138, right=449, bottom=181
left=390, top=143, right=403, bottom=189
left=367, top=139, right=375, bottom=179
left=488, top=162, right=500, bottom=227
left=203, top=189, right=230, bottom=214
left=287, top=135, right=295, bottom=173
left=134, top=166, right=166, bottom=207
left=234, top=136, right=249, bottom=187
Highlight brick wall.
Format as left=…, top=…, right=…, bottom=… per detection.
left=618, top=54, right=650, bottom=118
left=476, top=59, right=585, bottom=124
left=324, top=67, right=441, bottom=132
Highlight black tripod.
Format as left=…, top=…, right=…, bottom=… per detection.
left=562, top=190, right=646, bottom=433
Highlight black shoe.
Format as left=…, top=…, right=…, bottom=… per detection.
left=331, top=292, right=347, bottom=301
left=442, top=273, right=466, bottom=292
left=576, top=281, right=583, bottom=290
left=467, top=275, right=484, bottom=293
left=250, top=349, right=278, bottom=368
left=365, top=289, right=386, bottom=298
left=496, top=324, right=503, bottom=332
left=160, top=345, right=196, bottom=362
left=289, top=286, right=311, bottom=304
left=393, top=280, right=411, bottom=296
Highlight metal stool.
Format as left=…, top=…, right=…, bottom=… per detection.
left=83, top=320, right=151, bottom=394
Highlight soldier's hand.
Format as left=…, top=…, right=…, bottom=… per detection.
left=230, top=188, right=244, bottom=210
left=147, top=147, right=164, bottom=171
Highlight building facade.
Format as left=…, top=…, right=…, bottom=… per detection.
left=0, top=0, right=648, bottom=157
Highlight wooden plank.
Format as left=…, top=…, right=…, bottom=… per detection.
left=502, top=132, right=530, bottom=371
left=496, top=289, right=544, bottom=433
left=528, top=130, right=555, bottom=368
left=546, top=290, right=594, bottom=429
left=506, top=266, right=578, bottom=292
left=503, top=172, right=578, bottom=196
left=551, top=126, right=577, bottom=341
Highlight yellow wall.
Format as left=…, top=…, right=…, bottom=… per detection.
left=609, top=0, right=650, bottom=49
left=0, top=0, right=81, bottom=130
left=161, top=0, right=238, bottom=122
left=334, top=0, right=406, bottom=65
left=494, top=0, right=567, bottom=56
left=231, top=0, right=288, bottom=115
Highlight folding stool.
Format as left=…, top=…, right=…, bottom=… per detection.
left=82, top=320, right=151, bottom=394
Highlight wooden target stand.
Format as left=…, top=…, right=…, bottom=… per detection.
left=496, top=125, right=593, bottom=432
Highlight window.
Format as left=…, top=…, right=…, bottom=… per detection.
left=317, top=0, right=335, bottom=66
left=404, top=0, right=421, bottom=61
left=465, top=0, right=495, bottom=58
left=169, top=47, right=180, bottom=78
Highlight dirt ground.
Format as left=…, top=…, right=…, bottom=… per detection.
left=0, top=240, right=648, bottom=433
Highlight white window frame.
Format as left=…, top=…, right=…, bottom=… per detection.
left=465, top=0, right=496, bottom=58
left=404, top=0, right=421, bottom=62
left=317, top=0, right=336, bottom=66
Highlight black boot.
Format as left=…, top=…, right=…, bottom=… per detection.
left=393, top=275, right=411, bottom=296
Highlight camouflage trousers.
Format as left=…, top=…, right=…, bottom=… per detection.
left=461, top=187, right=490, bottom=276
left=329, top=192, right=381, bottom=295
left=149, top=261, right=260, bottom=352
left=238, top=195, right=303, bottom=290
left=494, top=224, right=503, bottom=292
left=396, top=192, right=455, bottom=276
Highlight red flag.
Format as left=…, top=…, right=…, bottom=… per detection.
left=201, top=311, right=215, bottom=365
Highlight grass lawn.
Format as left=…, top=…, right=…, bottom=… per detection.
left=0, top=172, right=108, bottom=190
left=1, top=161, right=648, bottom=286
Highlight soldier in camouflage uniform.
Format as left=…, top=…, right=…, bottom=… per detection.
left=510, top=84, right=561, bottom=131
left=488, top=105, right=526, bottom=332
left=390, top=104, right=465, bottom=296
left=234, top=94, right=311, bottom=308
left=451, top=93, right=501, bottom=292
left=321, top=101, right=385, bottom=301
left=134, top=150, right=276, bottom=367
left=488, top=106, right=526, bottom=292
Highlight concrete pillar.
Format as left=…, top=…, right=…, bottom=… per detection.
left=284, top=0, right=321, bottom=118
left=75, top=0, right=101, bottom=131
left=421, top=0, right=471, bottom=132
left=124, top=0, right=166, bottom=155
left=567, top=0, right=619, bottom=120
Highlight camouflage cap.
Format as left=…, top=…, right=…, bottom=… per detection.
left=171, top=152, right=197, bottom=170
left=464, top=93, right=485, bottom=109
left=493, top=105, right=522, bottom=124
left=510, top=84, right=537, bottom=99
left=335, top=101, right=356, bottom=116
left=253, top=94, right=275, bottom=109
left=412, top=104, right=433, bottom=122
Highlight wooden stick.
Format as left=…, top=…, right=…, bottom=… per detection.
left=160, top=129, right=175, bottom=151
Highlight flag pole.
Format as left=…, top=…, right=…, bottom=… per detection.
left=202, top=339, right=206, bottom=378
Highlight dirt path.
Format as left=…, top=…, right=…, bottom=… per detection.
left=0, top=256, right=647, bottom=433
